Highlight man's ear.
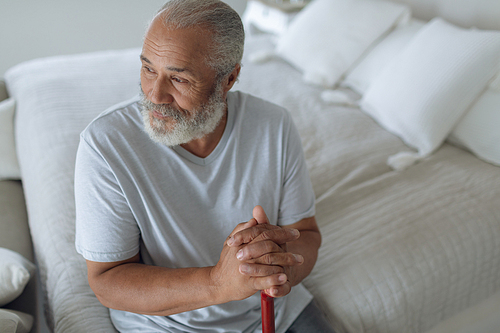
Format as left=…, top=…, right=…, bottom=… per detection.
left=223, top=64, right=241, bottom=93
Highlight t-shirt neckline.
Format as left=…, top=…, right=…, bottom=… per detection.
left=172, top=93, right=235, bottom=166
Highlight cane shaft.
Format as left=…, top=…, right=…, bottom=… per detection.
left=261, top=291, right=275, bottom=333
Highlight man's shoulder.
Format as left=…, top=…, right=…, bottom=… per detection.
left=230, top=91, right=291, bottom=124
left=81, top=95, right=141, bottom=139
left=230, top=91, right=287, bottom=112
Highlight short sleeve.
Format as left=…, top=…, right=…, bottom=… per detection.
left=277, top=115, right=316, bottom=226
left=75, top=136, right=140, bottom=262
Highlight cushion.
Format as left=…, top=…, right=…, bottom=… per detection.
left=274, top=0, right=410, bottom=88
left=0, top=309, right=33, bottom=333
left=0, top=180, right=32, bottom=264
left=360, top=18, right=500, bottom=169
left=0, top=98, right=20, bottom=180
left=342, top=19, right=426, bottom=95
left=0, top=248, right=35, bottom=307
left=448, top=89, right=500, bottom=166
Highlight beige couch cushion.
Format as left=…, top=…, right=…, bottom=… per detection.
left=0, top=81, right=8, bottom=102
left=0, top=181, right=32, bottom=262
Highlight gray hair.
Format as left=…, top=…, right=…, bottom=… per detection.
left=154, top=0, right=245, bottom=78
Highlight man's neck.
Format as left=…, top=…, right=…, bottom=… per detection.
left=180, top=109, right=228, bottom=158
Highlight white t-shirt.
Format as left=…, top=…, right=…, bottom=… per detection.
left=75, top=91, right=315, bottom=333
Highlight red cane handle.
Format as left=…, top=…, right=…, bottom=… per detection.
left=261, top=291, right=275, bottom=333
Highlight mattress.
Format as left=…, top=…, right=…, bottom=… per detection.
left=236, top=36, right=500, bottom=333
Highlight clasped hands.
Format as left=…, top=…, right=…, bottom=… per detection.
left=211, top=206, right=304, bottom=302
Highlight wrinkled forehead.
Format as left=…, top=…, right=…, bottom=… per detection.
left=142, top=18, right=217, bottom=80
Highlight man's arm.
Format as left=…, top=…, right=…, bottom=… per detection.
left=281, top=216, right=321, bottom=290
left=228, top=206, right=321, bottom=298
left=86, top=254, right=219, bottom=316
left=85, top=219, right=302, bottom=316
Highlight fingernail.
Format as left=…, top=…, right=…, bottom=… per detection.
left=227, top=237, right=234, bottom=246
left=294, top=254, right=304, bottom=263
left=291, top=229, right=300, bottom=237
left=236, top=249, right=244, bottom=260
left=278, top=274, right=287, bottom=282
left=240, top=264, right=250, bottom=273
left=271, top=288, right=278, bottom=295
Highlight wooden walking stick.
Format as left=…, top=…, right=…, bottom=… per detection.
left=261, top=290, right=275, bottom=333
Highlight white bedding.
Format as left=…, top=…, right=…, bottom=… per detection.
left=4, top=34, right=500, bottom=333
left=237, top=36, right=500, bottom=332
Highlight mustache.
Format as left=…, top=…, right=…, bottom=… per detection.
left=139, top=93, right=185, bottom=121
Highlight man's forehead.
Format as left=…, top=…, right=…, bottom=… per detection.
left=140, top=25, right=213, bottom=79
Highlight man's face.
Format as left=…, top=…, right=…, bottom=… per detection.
left=140, top=83, right=225, bottom=147
left=139, top=19, right=226, bottom=146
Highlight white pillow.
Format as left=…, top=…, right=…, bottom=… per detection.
left=0, top=98, right=21, bottom=180
left=0, top=248, right=35, bottom=307
left=360, top=18, right=500, bottom=169
left=0, top=309, right=33, bottom=333
left=449, top=89, right=500, bottom=166
left=342, top=19, right=426, bottom=95
left=274, top=0, right=410, bottom=88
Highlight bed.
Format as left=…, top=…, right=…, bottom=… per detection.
left=1, top=0, right=500, bottom=332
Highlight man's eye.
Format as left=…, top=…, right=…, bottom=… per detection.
left=143, top=66, right=155, bottom=73
left=172, top=77, right=187, bottom=83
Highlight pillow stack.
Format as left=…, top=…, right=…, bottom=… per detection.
left=342, top=19, right=426, bottom=95
left=265, top=0, right=411, bottom=88
left=358, top=18, right=500, bottom=169
left=253, top=0, right=500, bottom=170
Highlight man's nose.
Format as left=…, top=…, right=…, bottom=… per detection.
left=149, top=78, right=175, bottom=105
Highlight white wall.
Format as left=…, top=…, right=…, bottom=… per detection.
left=0, top=0, right=247, bottom=76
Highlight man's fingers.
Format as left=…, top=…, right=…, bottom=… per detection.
left=253, top=205, right=269, bottom=225
left=226, top=219, right=258, bottom=244
left=246, top=252, right=304, bottom=266
left=228, top=225, right=299, bottom=247
left=251, top=227, right=300, bottom=245
left=263, top=282, right=292, bottom=298
left=239, top=263, right=284, bottom=276
left=235, top=239, right=303, bottom=265
left=227, top=223, right=278, bottom=246
left=251, top=274, right=288, bottom=291
left=236, top=239, right=282, bottom=260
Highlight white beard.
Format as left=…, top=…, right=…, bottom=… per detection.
left=140, top=87, right=226, bottom=147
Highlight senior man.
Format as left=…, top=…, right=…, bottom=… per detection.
left=75, top=0, right=335, bottom=332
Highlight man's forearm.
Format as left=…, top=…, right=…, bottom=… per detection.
left=89, top=256, right=224, bottom=316
left=87, top=218, right=293, bottom=316
left=285, top=228, right=321, bottom=287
